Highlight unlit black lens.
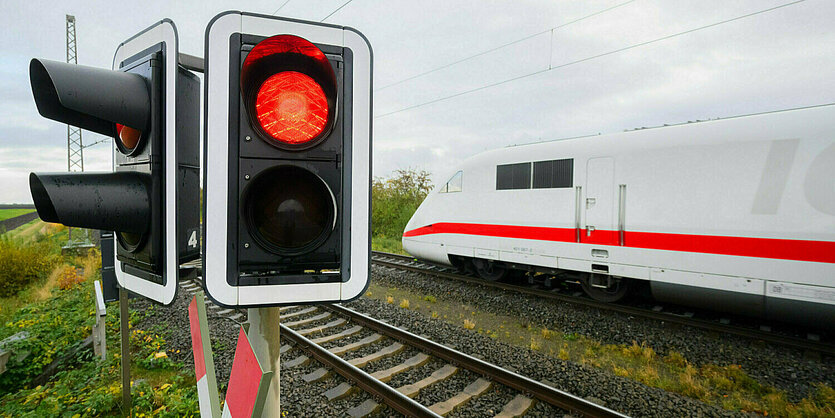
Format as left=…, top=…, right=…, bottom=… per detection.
left=246, top=166, right=334, bottom=253
left=118, top=231, right=143, bottom=252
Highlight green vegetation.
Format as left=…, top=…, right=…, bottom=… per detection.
left=3, top=220, right=68, bottom=244
left=371, top=235, right=405, bottom=254
left=1, top=300, right=198, bottom=417
left=0, top=235, right=59, bottom=298
left=366, top=282, right=835, bottom=416
left=0, top=209, right=35, bottom=222
left=0, top=222, right=68, bottom=322
left=0, top=225, right=199, bottom=416
left=371, top=169, right=432, bottom=255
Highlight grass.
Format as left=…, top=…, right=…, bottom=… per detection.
left=0, top=224, right=200, bottom=416
left=371, top=235, right=407, bottom=255
left=366, top=282, right=835, bottom=416
left=0, top=222, right=68, bottom=315
left=0, top=209, right=35, bottom=222
left=3, top=220, right=67, bottom=245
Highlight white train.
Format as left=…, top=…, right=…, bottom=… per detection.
left=402, top=105, right=835, bottom=327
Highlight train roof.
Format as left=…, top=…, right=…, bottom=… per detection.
left=457, top=103, right=835, bottom=172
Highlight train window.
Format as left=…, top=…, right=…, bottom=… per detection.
left=447, top=171, right=462, bottom=192
left=440, top=171, right=462, bottom=193
left=533, top=159, right=573, bottom=188
left=496, top=162, right=531, bottom=190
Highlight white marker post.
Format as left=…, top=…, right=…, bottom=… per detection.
left=93, top=280, right=106, bottom=360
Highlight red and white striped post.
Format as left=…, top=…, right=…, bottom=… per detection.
left=188, top=294, right=221, bottom=417
left=222, top=326, right=273, bottom=417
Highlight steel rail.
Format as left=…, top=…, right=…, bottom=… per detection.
left=371, top=251, right=835, bottom=357
left=326, top=304, right=629, bottom=418
left=280, top=323, right=441, bottom=418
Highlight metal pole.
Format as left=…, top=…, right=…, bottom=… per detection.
left=119, top=287, right=131, bottom=417
left=247, top=307, right=281, bottom=417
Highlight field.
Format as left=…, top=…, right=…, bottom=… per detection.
left=0, top=209, right=34, bottom=222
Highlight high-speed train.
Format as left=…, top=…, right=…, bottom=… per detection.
left=402, top=105, right=835, bottom=326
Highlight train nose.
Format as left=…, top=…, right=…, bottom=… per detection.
left=402, top=203, right=427, bottom=255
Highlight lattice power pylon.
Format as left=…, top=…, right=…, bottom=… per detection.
left=64, top=14, right=93, bottom=250
left=66, top=15, right=84, bottom=172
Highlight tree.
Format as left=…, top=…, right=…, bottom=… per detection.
left=371, top=169, right=432, bottom=240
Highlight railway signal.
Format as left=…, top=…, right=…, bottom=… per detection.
left=28, top=20, right=199, bottom=304
left=203, top=12, right=372, bottom=307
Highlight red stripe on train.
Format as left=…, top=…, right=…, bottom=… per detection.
left=402, top=222, right=835, bottom=263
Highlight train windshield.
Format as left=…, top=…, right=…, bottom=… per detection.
left=440, top=171, right=462, bottom=193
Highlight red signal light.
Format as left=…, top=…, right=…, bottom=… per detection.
left=116, top=123, right=142, bottom=153
left=243, top=34, right=328, bottom=64
left=256, top=71, right=329, bottom=145
left=240, top=34, right=337, bottom=149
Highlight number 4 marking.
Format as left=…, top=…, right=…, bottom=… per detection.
left=188, top=231, right=198, bottom=248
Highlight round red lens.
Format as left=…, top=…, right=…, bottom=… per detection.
left=255, top=71, right=329, bottom=145
left=116, top=123, right=141, bottom=151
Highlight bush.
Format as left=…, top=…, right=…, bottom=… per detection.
left=57, top=265, right=84, bottom=290
left=0, top=237, right=57, bottom=297
left=372, top=169, right=432, bottom=240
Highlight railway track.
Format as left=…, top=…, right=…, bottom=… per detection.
left=178, top=271, right=626, bottom=417
left=371, top=251, right=835, bottom=357
left=279, top=303, right=628, bottom=417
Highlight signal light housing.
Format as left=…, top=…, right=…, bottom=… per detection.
left=203, top=12, right=372, bottom=307
left=112, top=20, right=201, bottom=302
left=27, top=20, right=199, bottom=305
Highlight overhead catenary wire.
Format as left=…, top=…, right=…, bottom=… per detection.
left=271, top=0, right=291, bottom=15
left=376, top=0, right=638, bottom=92
left=375, top=0, right=806, bottom=119
left=321, top=0, right=354, bottom=22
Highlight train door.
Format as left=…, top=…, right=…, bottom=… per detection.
left=585, top=157, right=616, bottom=244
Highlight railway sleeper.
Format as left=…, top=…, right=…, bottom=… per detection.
left=282, top=354, right=309, bottom=369
left=302, top=367, right=331, bottom=383
left=280, top=306, right=318, bottom=320
left=429, top=378, right=492, bottom=416
left=345, top=364, right=459, bottom=417
left=283, top=312, right=332, bottom=328
left=310, top=325, right=363, bottom=344
left=329, top=334, right=383, bottom=355
left=297, top=318, right=348, bottom=337
left=370, top=352, right=431, bottom=382
left=347, top=342, right=405, bottom=368
left=324, top=381, right=358, bottom=401
left=495, top=394, right=535, bottom=418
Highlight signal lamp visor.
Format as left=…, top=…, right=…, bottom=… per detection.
left=240, top=35, right=337, bottom=149
left=244, top=166, right=336, bottom=255
left=115, top=123, right=142, bottom=155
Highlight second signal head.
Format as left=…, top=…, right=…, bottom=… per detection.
left=240, top=34, right=338, bottom=150
left=115, top=123, right=143, bottom=155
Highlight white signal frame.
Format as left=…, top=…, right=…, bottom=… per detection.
left=112, top=20, right=180, bottom=305
left=203, top=11, right=372, bottom=306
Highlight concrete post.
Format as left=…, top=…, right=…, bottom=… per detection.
left=246, top=307, right=281, bottom=417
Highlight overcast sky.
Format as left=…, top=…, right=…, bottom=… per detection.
left=0, top=0, right=833, bottom=203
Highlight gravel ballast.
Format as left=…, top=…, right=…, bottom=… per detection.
left=345, top=293, right=740, bottom=417
left=129, top=267, right=823, bottom=416
left=370, top=264, right=834, bottom=403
